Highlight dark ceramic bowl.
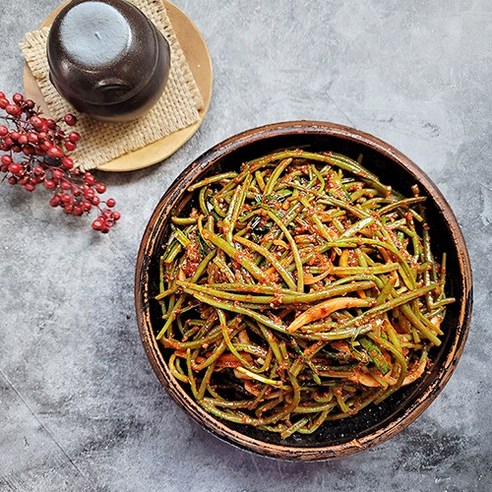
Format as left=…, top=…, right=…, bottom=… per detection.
left=135, top=121, right=472, bottom=461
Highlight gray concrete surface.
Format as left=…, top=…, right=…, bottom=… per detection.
left=0, top=1, right=491, bottom=491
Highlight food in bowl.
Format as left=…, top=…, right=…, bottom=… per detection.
left=155, top=148, right=454, bottom=439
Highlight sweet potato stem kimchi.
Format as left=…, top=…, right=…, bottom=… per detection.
left=156, top=149, right=454, bottom=439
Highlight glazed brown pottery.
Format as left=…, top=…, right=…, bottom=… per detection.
left=47, top=0, right=170, bottom=122
left=135, top=121, right=473, bottom=461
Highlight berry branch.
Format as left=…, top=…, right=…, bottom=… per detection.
left=0, top=92, right=120, bottom=233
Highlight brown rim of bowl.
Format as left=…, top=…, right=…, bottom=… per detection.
left=135, top=120, right=473, bottom=461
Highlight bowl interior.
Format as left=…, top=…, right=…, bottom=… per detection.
left=136, top=122, right=472, bottom=458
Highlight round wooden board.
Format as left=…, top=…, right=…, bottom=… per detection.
left=24, top=0, right=213, bottom=173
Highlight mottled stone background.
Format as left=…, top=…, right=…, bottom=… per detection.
left=0, top=1, right=490, bottom=491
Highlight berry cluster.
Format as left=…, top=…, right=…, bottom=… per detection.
left=0, top=92, right=120, bottom=233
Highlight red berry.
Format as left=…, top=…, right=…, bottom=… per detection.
left=49, top=196, right=60, bottom=207
left=27, top=132, right=38, bottom=143
left=22, top=145, right=35, bottom=156
left=47, top=146, right=64, bottom=159
left=0, top=97, right=115, bottom=231
left=61, top=157, right=74, bottom=169
left=95, top=182, right=106, bottom=194
left=68, top=132, right=80, bottom=143
left=30, top=116, right=43, bottom=128
left=92, top=219, right=103, bottom=230
left=6, top=104, right=20, bottom=116
left=84, top=189, right=95, bottom=200
left=8, top=163, right=22, bottom=175
left=40, top=141, right=53, bottom=152
left=64, top=114, right=77, bottom=126
left=61, top=194, right=73, bottom=206
left=113, top=212, right=121, bottom=221
left=52, top=169, right=64, bottom=180
left=84, top=173, right=95, bottom=186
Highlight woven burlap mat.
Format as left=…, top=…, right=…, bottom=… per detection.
left=20, top=0, right=203, bottom=171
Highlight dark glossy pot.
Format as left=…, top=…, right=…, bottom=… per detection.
left=135, top=121, right=473, bottom=461
left=47, top=0, right=170, bottom=122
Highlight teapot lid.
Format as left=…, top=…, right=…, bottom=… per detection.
left=47, top=0, right=162, bottom=107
